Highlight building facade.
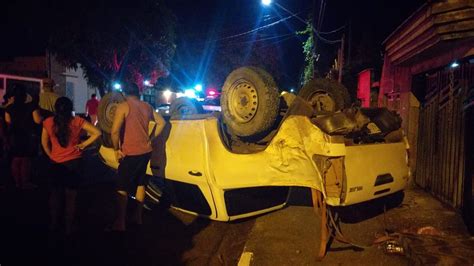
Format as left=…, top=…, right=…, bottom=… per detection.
left=378, top=0, right=474, bottom=233
left=0, top=54, right=98, bottom=113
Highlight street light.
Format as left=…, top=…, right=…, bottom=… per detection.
left=194, top=84, right=203, bottom=91
left=261, top=0, right=308, bottom=25
left=163, top=89, right=172, bottom=103
left=113, top=82, right=122, bottom=90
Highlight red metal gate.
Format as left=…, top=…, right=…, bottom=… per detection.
left=416, top=62, right=473, bottom=209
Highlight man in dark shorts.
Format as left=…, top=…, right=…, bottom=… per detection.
left=110, top=83, right=165, bottom=231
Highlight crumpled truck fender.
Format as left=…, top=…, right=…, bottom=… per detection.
left=204, top=115, right=346, bottom=206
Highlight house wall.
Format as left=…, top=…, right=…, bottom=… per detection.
left=380, top=41, right=474, bottom=176
left=357, top=69, right=371, bottom=107
left=64, top=65, right=98, bottom=113
left=48, top=55, right=66, bottom=97
left=0, top=56, right=47, bottom=78
left=0, top=55, right=98, bottom=113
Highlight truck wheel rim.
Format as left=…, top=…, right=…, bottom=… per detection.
left=229, top=81, right=258, bottom=123
left=309, top=92, right=336, bottom=112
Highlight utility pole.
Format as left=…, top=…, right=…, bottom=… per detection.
left=312, top=0, right=318, bottom=79
left=347, top=20, right=352, bottom=65
left=338, top=33, right=345, bottom=83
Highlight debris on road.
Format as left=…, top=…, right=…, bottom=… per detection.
left=415, top=226, right=444, bottom=236
left=381, top=240, right=405, bottom=255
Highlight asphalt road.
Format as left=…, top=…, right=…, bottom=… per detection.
left=1, top=150, right=471, bottom=265
left=0, top=150, right=257, bottom=266
left=0, top=149, right=411, bottom=266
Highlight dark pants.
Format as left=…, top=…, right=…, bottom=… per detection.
left=116, top=152, right=151, bottom=193
left=50, top=158, right=83, bottom=189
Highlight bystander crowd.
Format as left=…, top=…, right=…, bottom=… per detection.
left=4, top=85, right=42, bottom=189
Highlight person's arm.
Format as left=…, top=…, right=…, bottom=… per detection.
left=0, top=119, right=8, bottom=152
left=4, top=112, right=11, bottom=125
left=111, top=103, right=126, bottom=161
left=85, top=101, right=89, bottom=116
left=41, top=127, right=52, bottom=159
left=75, top=120, right=101, bottom=150
left=32, top=109, right=42, bottom=124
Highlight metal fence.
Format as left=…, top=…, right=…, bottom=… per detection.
left=416, top=62, right=473, bottom=209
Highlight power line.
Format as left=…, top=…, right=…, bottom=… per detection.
left=317, top=0, right=324, bottom=30
left=319, top=24, right=345, bottom=35
left=317, top=0, right=327, bottom=31
left=213, top=12, right=300, bottom=42
left=257, top=34, right=297, bottom=49
left=271, top=1, right=341, bottom=44
left=274, top=3, right=308, bottom=25
left=220, top=32, right=296, bottom=46
left=314, top=29, right=342, bottom=44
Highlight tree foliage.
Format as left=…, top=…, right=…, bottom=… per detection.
left=48, top=0, right=176, bottom=96
left=191, top=35, right=282, bottom=90
left=298, top=20, right=316, bottom=86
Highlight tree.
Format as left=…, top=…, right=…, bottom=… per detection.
left=48, top=0, right=176, bottom=96
left=298, top=20, right=317, bottom=85
left=208, top=39, right=281, bottom=87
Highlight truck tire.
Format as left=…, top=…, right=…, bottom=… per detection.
left=169, top=97, right=204, bottom=118
left=221, top=66, right=280, bottom=137
left=298, top=79, right=350, bottom=112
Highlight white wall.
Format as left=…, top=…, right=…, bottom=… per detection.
left=64, top=65, right=98, bottom=113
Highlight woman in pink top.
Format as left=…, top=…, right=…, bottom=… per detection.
left=42, top=97, right=101, bottom=234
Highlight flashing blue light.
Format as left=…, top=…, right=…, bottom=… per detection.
left=194, top=84, right=203, bottom=91
left=450, top=62, right=460, bottom=68
left=262, top=0, right=272, bottom=6
left=113, top=82, right=122, bottom=90
left=184, top=89, right=197, bottom=98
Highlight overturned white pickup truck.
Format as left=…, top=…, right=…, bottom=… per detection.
left=98, top=67, right=410, bottom=222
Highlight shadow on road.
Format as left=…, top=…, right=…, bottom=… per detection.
left=333, top=191, right=405, bottom=224
left=0, top=149, right=211, bottom=266
left=286, top=186, right=405, bottom=224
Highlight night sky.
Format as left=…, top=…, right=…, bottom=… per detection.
left=1, top=0, right=425, bottom=89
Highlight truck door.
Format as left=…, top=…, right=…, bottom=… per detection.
left=163, top=119, right=217, bottom=219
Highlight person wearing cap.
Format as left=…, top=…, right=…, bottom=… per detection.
left=39, top=79, right=60, bottom=118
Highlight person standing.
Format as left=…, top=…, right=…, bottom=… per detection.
left=85, top=94, right=100, bottom=125
left=39, top=78, right=60, bottom=118
left=5, top=86, right=42, bottom=189
left=109, top=83, right=165, bottom=231
left=0, top=108, right=8, bottom=191
left=42, top=97, right=101, bottom=235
